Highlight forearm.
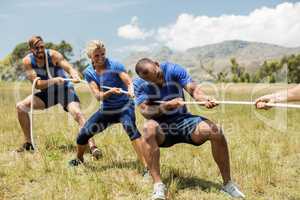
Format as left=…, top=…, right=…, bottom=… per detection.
left=120, top=72, right=133, bottom=92
left=34, top=79, right=56, bottom=89
left=270, top=86, right=300, bottom=103
left=140, top=104, right=163, bottom=119
left=287, top=85, right=300, bottom=102
left=68, top=68, right=79, bottom=79
left=94, top=90, right=113, bottom=101
left=192, top=85, right=209, bottom=101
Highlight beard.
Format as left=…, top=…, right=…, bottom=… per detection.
left=35, top=52, right=45, bottom=60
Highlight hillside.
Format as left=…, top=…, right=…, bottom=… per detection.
left=122, top=40, right=300, bottom=80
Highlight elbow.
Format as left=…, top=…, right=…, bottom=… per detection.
left=95, top=93, right=103, bottom=101
left=141, top=111, right=153, bottom=119
left=142, top=114, right=152, bottom=120
left=34, top=83, right=43, bottom=90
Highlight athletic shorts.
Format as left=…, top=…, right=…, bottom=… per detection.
left=158, top=114, right=207, bottom=147
left=34, top=86, right=80, bottom=112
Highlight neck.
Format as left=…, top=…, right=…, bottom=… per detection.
left=34, top=55, right=45, bottom=66
left=157, top=73, right=164, bottom=87
left=93, top=63, right=106, bottom=73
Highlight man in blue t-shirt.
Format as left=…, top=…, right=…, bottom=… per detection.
left=134, top=58, right=245, bottom=199
left=69, top=40, right=146, bottom=169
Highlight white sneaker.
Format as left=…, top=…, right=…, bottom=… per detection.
left=151, top=182, right=166, bottom=200
left=221, top=181, right=245, bottom=198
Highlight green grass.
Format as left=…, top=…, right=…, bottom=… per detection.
left=0, top=82, right=299, bottom=200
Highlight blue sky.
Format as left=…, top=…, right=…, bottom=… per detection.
left=1, top=0, right=299, bottom=60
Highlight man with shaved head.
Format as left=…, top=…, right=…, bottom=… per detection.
left=16, top=36, right=100, bottom=158
left=134, top=58, right=245, bottom=199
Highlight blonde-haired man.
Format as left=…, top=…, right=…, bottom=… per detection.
left=69, top=40, right=146, bottom=169
left=16, top=36, right=100, bottom=158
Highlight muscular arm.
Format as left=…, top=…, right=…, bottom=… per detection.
left=184, top=81, right=217, bottom=108
left=88, top=81, right=115, bottom=101
left=184, top=81, right=209, bottom=101
left=287, top=85, right=300, bottom=101
left=50, top=50, right=80, bottom=80
left=22, top=57, right=59, bottom=89
left=138, top=102, right=164, bottom=119
left=119, top=72, right=134, bottom=96
left=258, top=85, right=300, bottom=103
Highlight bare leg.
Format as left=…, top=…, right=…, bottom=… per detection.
left=131, top=137, right=147, bottom=168
left=67, top=102, right=98, bottom=150
left=142, top=120, right=165, bottom=183
left=192, top=120, right=231, bottom=185
left=16, top=95, right=45, bottom=144
left=76, top=144, right=86, bottom=162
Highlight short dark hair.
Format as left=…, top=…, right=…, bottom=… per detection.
left=28, top=35, right=43, bottom=49
left=135, top=57, right=156, bottom=75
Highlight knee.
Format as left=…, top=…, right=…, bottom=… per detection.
left=210, top=125, right=225, bottom=141
left=76, top=127, right=91, bottom=145
left=16, top=101, right=29, bottom=113
left=72, top=110, right=84, bottom=122
left=122, top=121, right=141, bottom=140
left=143, top=120, right=159, bottom=142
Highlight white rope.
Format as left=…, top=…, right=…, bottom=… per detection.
left=44, top=49, right=53, bottom=79
left=154, top=100, right=300, bottom=109
left=63, top=78, right=129, bottom=94
left=30, top=77, right=41, bottom=150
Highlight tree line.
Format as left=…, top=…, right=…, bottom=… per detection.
left=1, top=41, right=300, bottom=83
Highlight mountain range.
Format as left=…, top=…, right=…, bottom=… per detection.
left=122, top=40, right=300, bottom=80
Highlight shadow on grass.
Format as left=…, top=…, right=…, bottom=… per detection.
left=84, top=160, right=142, bottom=172
left=163, top=167, right=221, bottom=192
left=57, top=144, right=77, bottom=152
left=83, top=160, right=220, bottom=192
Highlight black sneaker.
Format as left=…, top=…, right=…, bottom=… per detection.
left=16, top=142, right=34, bottom=152
left=68, top=158, right=83, bottom=167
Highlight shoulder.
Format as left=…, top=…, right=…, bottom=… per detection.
left=133, top=77, right=148, bottom=89
left=107, top=58, right=125, bottom=70
left=160, top=61, right=177, bottom=71
left=22, top=55, right=32, bottom=67
left=83, top=64, right=94, bottom=76
left=48, top=49, right=64, bottom=62
left=133, top=77, right=145, bottom=85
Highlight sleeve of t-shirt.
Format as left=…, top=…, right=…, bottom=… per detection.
left=172, top=64, right=193, bottom=87
left=113, top=62, right=126, bottom=73
left=84, top=70, right=94, bottom=83
left=133, top=80, right=149, bottom=105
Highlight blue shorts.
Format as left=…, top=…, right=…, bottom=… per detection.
left=77, top=103, right=141, bottom=145
left=34, top=86, right=80, bottom=112
left=158, top=114, right=207, bottom=147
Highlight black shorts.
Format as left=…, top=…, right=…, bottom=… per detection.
left=158, top=114, right=207, bottom=147
left=34, top=86, right=80, bottom=112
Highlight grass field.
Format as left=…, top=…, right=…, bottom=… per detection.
left=0, top=82, right=299, bottom=200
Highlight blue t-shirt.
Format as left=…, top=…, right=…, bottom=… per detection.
left=134, top=62, right=193, bottom=122
left=84, top=58, right=130, bottom=110
left=29, top=49, right=72, bottom=90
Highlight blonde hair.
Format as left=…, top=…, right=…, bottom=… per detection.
left=85, top=40, right=105, bottom=58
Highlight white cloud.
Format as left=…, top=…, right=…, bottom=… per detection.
left=118, top=16, right=154, bottom=40
left=156, top=2, right=300, bottom=51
